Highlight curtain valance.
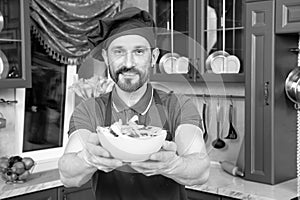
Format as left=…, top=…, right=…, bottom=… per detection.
left=30, top=0, right=121, bottom=65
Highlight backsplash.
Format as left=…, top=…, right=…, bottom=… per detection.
left=0, top=81, right=245, bottom=172
left=154, top=81, right=245, bottom=168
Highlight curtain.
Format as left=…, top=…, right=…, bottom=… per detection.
left=30, top=0, right=121, bottom=65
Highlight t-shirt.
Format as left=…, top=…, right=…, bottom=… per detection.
left=68, top=84, right=201, bottom=200
left=69, top=84, right=201, bottom=136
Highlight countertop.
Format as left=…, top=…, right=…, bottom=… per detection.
left=0, top=163, right=297, bottom=200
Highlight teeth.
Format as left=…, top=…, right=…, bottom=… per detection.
left=122, top=72, right=136, bottom=76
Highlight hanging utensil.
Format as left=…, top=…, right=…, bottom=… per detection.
left=212, top=100, right=226, bottom=149
left=202, top=100, right=208, bottom=142
left=225, top=101, right=238, bottom=139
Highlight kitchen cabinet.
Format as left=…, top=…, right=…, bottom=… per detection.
left=5, top=188, right=58, bottom=200
left=276, top=0, right=300, bottom=33
left=245, top=0, right=298, bottom=184
left=186, top=189, right=239, bottom=200
left=187, top=189, right=221, bottom=200
left=149, top=0, right=245, bottom=83
left=58, top=181, right=96, bottom=200
left=4, top=181, right=95, bottom=200
left=0, top=0, right=31, bottom=88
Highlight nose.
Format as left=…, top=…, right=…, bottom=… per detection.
left=124, top=52, right=135, bottom=68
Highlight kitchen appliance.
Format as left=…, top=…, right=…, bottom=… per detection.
left=285, top=35, right=300, bottom=196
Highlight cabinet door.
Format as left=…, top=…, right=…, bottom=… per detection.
left=199, top=0, right=245, bottom=83
left=186, top=189, right=221, bottom=200
left=276, top=0, right=300, bottom=33
left=149, top=0, right=245, bottom=83
left=245, top=0, right=297, bottom=184
left=245, top=0, right=274, bottom=184
left=58, top=181, right=95, bottom=200
left=149, top=0, right=198, bottom=82
left=5, top=188, right=57, bottom=200
left=0, top=0, right=31, bottom=88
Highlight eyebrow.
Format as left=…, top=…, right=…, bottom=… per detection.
left=110, top=45, right=150, bottom=50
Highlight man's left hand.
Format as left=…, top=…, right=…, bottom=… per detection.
left=130, top=141, right=182, bottom=176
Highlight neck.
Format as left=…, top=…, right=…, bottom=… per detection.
left=115, top=83, right=148, bottom=107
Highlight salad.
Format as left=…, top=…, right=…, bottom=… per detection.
left=97, top=119, right=163, bottom=139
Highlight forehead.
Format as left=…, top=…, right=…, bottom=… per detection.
left=108, top=34, right=151, bottom=50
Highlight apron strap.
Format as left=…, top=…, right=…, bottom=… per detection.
left=152, top=89, right=172, bottom=141
left=104, top=92, right=112, bottom=127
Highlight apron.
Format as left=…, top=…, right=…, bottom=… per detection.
left=92, top=89, right=187, bottom=200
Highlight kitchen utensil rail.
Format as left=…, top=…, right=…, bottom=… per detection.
left=0, top=98, right=18, bottom=104
left=185, top=94, right=245, bottom=100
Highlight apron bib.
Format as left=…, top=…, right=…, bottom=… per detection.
left=92, top=89, right=187, bottom=200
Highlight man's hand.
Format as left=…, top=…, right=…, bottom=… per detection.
left=77, top=133, right=123, bottom=173
left=129, top=141, right=183, bottom=176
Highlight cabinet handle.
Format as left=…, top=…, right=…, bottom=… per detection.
left=264, top=81, right=270, bottom=105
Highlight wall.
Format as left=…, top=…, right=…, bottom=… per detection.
left=122, top=0, right=148, bottom=10
left=0, top=89, right=20, bottom=156
left=80, top=53, right=246, bottom=169
left=155, top=82, right=245, bottom=169
left=0, top=0, right=244, bottom=172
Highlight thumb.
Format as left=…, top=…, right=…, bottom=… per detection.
left=162, top=141, right=177, bottom=152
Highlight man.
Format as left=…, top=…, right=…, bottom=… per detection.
left=58, top=7, right=210, bottom=200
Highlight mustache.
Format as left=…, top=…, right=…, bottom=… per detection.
left=116, top=67, right=141, bottom=77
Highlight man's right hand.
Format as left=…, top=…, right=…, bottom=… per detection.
left=77, top=132, right=123, bottom=172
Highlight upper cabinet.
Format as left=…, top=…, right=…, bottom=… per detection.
left=149, top=0, right=245, bottom=83
left=0, top=0, right=31, bottom=88
left=276, top=0, right=300, bottom=33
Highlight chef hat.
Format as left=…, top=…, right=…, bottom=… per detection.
left=87, top=7, right=156, bottom=52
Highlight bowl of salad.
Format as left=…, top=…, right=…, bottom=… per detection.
left=97, top=119, right=167, bottom=162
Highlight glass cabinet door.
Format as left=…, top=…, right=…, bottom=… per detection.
left=203, top=0, right=244, bottom=75
left=149, top=0, right=245, bottom=83
left=149, top=0, right=198, bottom=82
left=0, top=0, right=31, bottom=88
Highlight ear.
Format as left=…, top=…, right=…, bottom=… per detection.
left=151, top=48, right=160, bottom=67
left=102, top=49, right=109, bottom=66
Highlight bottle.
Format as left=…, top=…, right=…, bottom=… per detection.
left=220, top=161, right=244, bottom=177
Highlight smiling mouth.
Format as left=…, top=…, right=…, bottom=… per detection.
left=120, top=72, right=138, bottom=77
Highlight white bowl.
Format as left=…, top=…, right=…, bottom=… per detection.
left=97, top=126, right=167, bottom=162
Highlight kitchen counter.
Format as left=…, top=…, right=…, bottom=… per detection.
left=0, top=169, right=61, bottom=199
left=186, top=163, right=297, bottom=200
left=0, top=163, right=297, bottom=200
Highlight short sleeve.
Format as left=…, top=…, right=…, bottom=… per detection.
left=166, top=94, right=201, bottom=133
left=68, top=98, right=105, bottom=136
left=176, top=95, right=201, bottom=128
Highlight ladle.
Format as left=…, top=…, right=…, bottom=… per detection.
left=212, top=102, right=226, bottom=149
left=202, top=101, right=208, bottom=142
left=225, top=103, right=237, bottom=139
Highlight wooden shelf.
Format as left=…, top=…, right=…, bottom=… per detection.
left=150, top=73, right=245, bottom=83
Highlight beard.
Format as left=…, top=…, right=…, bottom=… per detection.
left=109, top=66, right=149, bottom=92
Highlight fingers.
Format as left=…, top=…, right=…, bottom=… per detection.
left=148, top=141, right=177, bottom=161
left=85, top=142, right=110, bottom=158
left=91, top=156, right=123, bottom=171
left=86, top=133, right=101, bottom=145
left=161, top=141, right=177, bottom=152
left=149, top=150, right=177, bottom=162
